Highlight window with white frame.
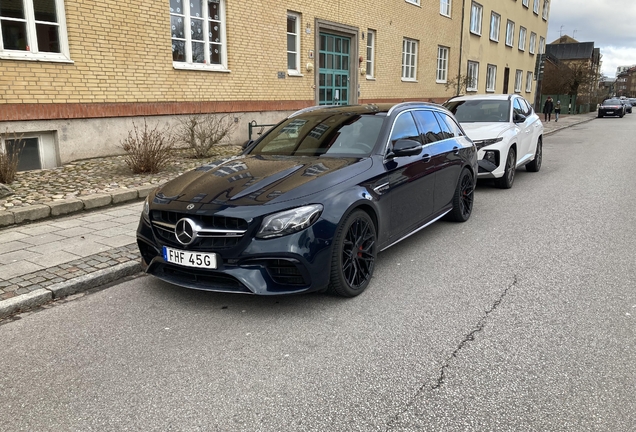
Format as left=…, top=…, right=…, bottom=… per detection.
left=467, top=61, right=479, bottom=91
left=402, top=38, right=418, bottom=80
left=542, top=0, right=549, bottom=20
left=518, top=27, right=526, bottom=51
left=522, top=0, right=529, bottom=7
left=287, top=12, right=300, bottom=75
left=440, top=0, right=451, bottom=17
left=470, top=2, right=483, bottom=35
left=405, top=0, right=421, bottom=5
left=486, top=64, right=497, bottom=92
left=0, top=0, right=70, bottom=61
left=533, top=0, right=540, bottom=14
left=506, top=20, right=515, bottom=46
left=529, top=32, right=537, bottom=54
left=490, top=12, right=500, bottom=42
left=539, top=36, right=545, bottom=54
left=366, top=29, right=376, bottom=78
left=514, top=69, right=523, bottom=92
left=437, top=46, right=449, bottom=82
left=526, top=71, right=533, bottom=92
left=170, top=0, right=227, bottom=70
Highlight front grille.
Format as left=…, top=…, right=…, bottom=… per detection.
left=158, top=264, right=252, bottom=293
left=266, top=259, right=307, bottom=286
left=150, top=210, right=249, bottom=250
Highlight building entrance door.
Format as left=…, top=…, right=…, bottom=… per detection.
left=318, top=33, right=350, bottom=105
left=503, top=67, right=510, bottom=94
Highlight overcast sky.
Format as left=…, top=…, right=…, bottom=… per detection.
left=547, top=0, right=636, bottom=78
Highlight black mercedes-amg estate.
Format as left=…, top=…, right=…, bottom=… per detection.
left=136, top=103, right=477, bottom=297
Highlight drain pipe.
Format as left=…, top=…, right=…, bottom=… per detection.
left=457, top=0, right=467, bottom=96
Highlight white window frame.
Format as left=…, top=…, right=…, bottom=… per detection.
left=405, top=0, right=421, bottom=5
left=542, top=0, right=549, bottom=20
left=514, top=69, right=523, bottom=93
left=486, top=64, right=497, bottom=92
left=539, top=36, right=546, bottom=54
left=506, top=20, right=515, bottom=47
left=402, top=38, right=418, bottom=81
left=522, top=0, right=529, bottom=7
left=0, top=0, right=71, bottom=63
left=533, top=0, right=540, bottom=14
left=287, top=11, right=301, bottom=76
left=467, top=61, right=479, bottom=91
left=366, top=29, right=376, bottom=79
left=490, top=12, right=500, bottom=42
left=470, top=2, right=483, bottom=35
left=526, top=71, right=533, bottom=92
left=518, top=27, right=526, bottom=51
left=440, top=0, right=452, bottom=17
left=171, top=0, right=229, bottom=72
left=529, top=32, right=537, bottom=54
left=436, top=46, right=449, bottom=83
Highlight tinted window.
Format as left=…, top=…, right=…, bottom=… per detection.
left=412, top=110, right=443, bottom=143
left=251, top=113, right=384, bottom=156
left=433, top=112, right=456, bottom=140
left=389, top=112, right=420, bottom=148
left=513, top=98, right=525, bottom=116
left=445, top=100, right=511, bottom=123
left=439, top=113, right=464, bottom=137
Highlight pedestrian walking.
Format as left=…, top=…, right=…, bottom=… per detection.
left=554, top=100, right=561, bottom=122
left=543, top=96, right=554, bottom=122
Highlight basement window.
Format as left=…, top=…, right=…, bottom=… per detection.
left=2, top=132, right=58, bottom=171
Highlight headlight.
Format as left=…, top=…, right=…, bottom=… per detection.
left=473, top=137, right=503, bottom=149
left=142, top=195, right=151, bottom=222
left=256, top=204, right=323, bottom=239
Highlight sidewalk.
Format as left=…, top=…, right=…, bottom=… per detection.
left=0, top=112, right=598, bottom=320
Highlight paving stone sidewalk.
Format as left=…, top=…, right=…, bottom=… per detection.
left=0, top=113, right=597, bottom=320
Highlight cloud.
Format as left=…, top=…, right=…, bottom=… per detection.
left=547, top=0, right=636, bottom=77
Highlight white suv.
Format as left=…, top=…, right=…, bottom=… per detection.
left=444, top=94, right=543, bottom=189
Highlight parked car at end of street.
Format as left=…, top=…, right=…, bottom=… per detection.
left=598, top=99, right=625, bottom=118
left=136, top=103, right=477, bottom=297
left=443, top=94, right=543, bottom=189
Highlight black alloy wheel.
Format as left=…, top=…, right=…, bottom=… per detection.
left=526, top=138, right=542, bottom=172
left=328, top=210, right=377, bottom=297
left=446, top=168, right=475, bottom=222
left=495, top=147, right=516, bottom=189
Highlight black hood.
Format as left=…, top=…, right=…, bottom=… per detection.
left=155, top=155, right=372, bottom=207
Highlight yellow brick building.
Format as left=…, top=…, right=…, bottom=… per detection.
left=0, top=0, right=548, bottom=166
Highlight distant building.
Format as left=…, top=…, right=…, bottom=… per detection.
left=615, top=66, right=636, bottom=98
left=616, top=65, right=636, bottom=76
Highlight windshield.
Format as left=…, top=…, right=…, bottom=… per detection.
left=249, top=113, right=385, bottom=157
left=444, top=100, right=511, bottom=123
left=603, top=100, right=621, bottom=105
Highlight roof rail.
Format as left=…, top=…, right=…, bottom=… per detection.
left=386, top=101, right=428, bottom=116
left=288, top=105, right=336, bottom=118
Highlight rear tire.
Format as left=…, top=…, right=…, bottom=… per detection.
left=526, top=138, right=542, bottom=172
left=446, top=168, right=474, bottom=222
left=327, top=210, right=377, bottom=297
left=494, top=147, right=516, bottom=189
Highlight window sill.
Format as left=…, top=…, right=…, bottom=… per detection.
left=401, top=78, right=418, bottom=83
left=466, top=89, right=478, bottom=92
left=366, top=76, right=376, bottom=81
left=490, top=38, right=499, bottom=43
left=486, top=89, right=495, bottom=93
left=0, top=51, right=73, bottom=64
left=440, top=13, right=451, bottom=18
left=470, top=31, right=482, bottom=37
left=405, top=0, right=421, bottom=7
left=436, top=79, right=447, bottom=84
left=173, top=62, right=231, bottom=72
left=287, top=71, right=304, bottom=77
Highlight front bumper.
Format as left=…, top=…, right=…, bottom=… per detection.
left=136, top=215, right=334, bottom=295
left=476, top=145, right=506, bottom=179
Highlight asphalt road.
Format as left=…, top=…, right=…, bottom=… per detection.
left=1, top=116, right=635, bottom=431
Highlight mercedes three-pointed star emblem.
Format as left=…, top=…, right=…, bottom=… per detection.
left=175, top=218, right=198, bottom=246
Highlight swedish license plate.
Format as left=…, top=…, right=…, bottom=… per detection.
left=163, top=246, right=217, bottom=269
left=606, top=111, right=614, bottom=114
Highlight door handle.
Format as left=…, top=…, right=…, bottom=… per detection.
left=422, top=153, right=431, bottom=162
left=453, top=146, right=460, bottom=154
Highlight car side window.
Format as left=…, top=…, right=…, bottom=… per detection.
left=412, top=110, right=443, bottom=144
left=513, top=98, right=525, bottom=117
left=521, top=98, right=532, bottom=115
left=389, top=112, right=421, bottom=149
left=433, top=112, right=462, bottom=140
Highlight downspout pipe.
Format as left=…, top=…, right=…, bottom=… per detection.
left=457, top=0, right=466, bottom=95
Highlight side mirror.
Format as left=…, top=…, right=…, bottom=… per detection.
left=389, top=139, right=422, bottom=158
left=513, top=112, right=527, bottom=123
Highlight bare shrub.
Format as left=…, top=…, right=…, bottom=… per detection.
left=175, top=113, right=238, bottom=158
left=0, top=129, right=25, bottom=184
left=120, top=120, right=174, bottom=174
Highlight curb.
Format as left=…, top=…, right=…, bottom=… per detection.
left=0, top=261, right=141, bottom=319
left=0, top=184, right=156, bottom=228
left=543, top=115, right=596, bottom=136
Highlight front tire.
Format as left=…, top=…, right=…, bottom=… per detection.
left=598, top=113, right=603, bottom=118
left=494, top=147, right=516, bottom=189
left=526, top=138, right=542, bottom=172
left=446, top=168, right=474, bottom=222
left=328, top=210, right=377, bottom=297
